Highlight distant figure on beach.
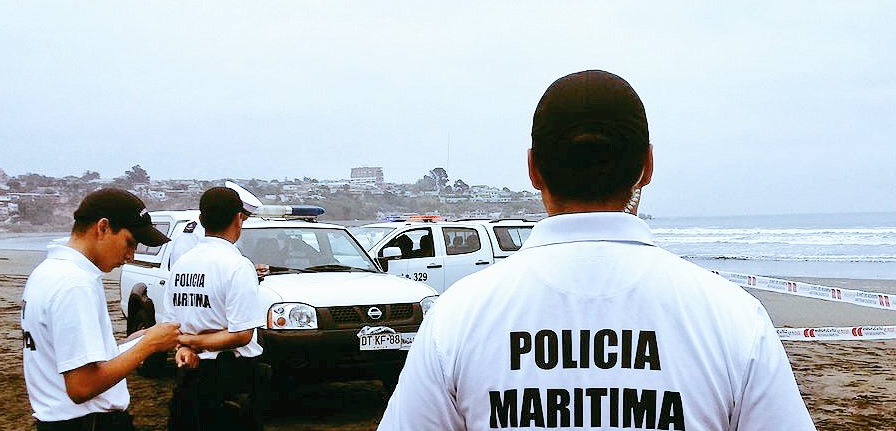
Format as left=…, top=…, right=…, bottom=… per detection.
left=378, top=70, right=817, bottom=430
left=20, top=188, right=180, bottom=430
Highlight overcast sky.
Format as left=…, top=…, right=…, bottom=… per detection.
left=1, top=2, right=894, bottom=217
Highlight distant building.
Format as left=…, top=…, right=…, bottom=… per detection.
left=350, top=167, right=384, bottom=186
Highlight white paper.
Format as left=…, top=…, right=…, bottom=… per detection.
left=118, top=335, right=143, bottom=354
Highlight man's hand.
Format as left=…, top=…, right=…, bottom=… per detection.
left=175, top=346, right=200, bottom=369
left=177, top=333, right=198, bottom=349
left=142, top=322, right=181, bottom=353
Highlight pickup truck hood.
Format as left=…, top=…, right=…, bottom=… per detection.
left=259, top=272, right=437, bottom=307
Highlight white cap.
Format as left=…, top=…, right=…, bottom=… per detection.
left=225, top=180, right=264, bottom=214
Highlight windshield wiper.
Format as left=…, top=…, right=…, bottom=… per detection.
left=266, top=266, right=315, bottom=275
left=303, top=264, right=378, bottom=273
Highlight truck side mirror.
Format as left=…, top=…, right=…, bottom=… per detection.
left=381, top=247, right=402, bottom=259
left=376, top=247, right=402, bottom=272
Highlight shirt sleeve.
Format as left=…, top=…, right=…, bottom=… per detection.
left=48, top=285, right=110, bottom=373
left=224, top=258, right=265, bottom=332
left=378, top=306, right=466, bottom=431
left=158, top=272, right=175, bottom=323
left=730, top=306, right=817, bottom=431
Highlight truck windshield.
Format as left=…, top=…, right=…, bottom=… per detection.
left=349, top=226, right=396, bottom=251
left=236, top=227, right=377, bottom=272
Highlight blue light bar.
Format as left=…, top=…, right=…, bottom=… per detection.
left=255, top=205, right=326, bottom=218
left=289, top=205, right=325, bottom=217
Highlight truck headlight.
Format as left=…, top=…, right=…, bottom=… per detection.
left=420, top=296, right=438, bottom=316
left=268, top=303, right=318, bottom=329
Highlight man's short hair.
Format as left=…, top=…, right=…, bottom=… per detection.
left=531, top=70, right=650, bottom=202
left=199, top=187, right=243, bottom=233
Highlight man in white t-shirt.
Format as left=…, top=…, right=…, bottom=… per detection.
left=378, top=71, right=816, bottom=430
left=162, top=186, right=267, bottom=431
left=21, top=188, right=181, bottom=430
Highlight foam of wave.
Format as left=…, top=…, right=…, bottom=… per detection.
left=680, top=254, right=896, bottom=263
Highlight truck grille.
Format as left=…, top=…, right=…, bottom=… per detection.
left=330, top=306, right=362, bottom=324
left=323, top=303, right=418, bottom=328
left=390, top=304, right=413, bottom=319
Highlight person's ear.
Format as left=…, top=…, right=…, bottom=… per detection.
left=96, top=218, right=111, bottom=235
left=528, top=148, right=545, bottom=191
left=637, top=144, right=654, bottom=188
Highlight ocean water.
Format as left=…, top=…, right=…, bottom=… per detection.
left=2, top=212, right=895, bottom=280
left=646, top=212, right=896, bottom=280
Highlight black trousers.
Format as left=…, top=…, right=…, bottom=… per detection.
left=168, top=353, right=269, bottom=431
left=35, top=411, right=134, bottom=431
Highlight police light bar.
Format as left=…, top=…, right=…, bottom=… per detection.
left=408, top=215, right=441, bottom=222
left=254, top=205, right=326, bottom=219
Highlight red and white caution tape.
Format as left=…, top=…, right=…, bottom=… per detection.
left=708, top=271, right=896, bottom=341
left=712, top=271, right=896, bottom=311
left=777, top=325, right=896, bottom=341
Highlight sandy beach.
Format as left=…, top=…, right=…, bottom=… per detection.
left=2, top=248, right=896, bottom=430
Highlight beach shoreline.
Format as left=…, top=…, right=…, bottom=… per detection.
left=2, top=248, right=895, bottom=430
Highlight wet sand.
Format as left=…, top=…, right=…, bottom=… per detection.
left=2, top=249, right=896, bottom=430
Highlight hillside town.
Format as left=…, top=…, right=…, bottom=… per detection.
left=0, top=165, right=547, bottom=231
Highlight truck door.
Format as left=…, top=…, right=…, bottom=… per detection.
left=441, top=225, right=494, bottom=291
left=378, top=227, right=444, bottom=291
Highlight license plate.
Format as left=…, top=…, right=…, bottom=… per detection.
left=359, top=333, right=404, bottom=351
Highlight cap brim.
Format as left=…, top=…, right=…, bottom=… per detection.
left=130, top=224, right=171, bottom=247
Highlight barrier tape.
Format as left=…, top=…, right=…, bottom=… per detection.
left=709, top=271, right=896, bottom=341
left=712, top=271, right=896, bottom=312
left=777, top=326, right=896, bottom=341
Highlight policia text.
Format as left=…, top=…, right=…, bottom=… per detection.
left=490, top=329, right=684, bottom=429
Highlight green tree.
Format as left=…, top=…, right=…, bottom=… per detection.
left=125, top=165, right=150, bottom=184
left=80, top=170, right=100, bottom=181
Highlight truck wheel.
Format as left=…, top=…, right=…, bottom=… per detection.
left=127, top=296, right=167, bottom=377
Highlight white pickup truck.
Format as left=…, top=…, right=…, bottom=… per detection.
left=120, top=208, right=437, bottom=385
left=350, top=218, right=535, bottom=294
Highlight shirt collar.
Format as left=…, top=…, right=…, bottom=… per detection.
left=521, top=212, right=655, bottom=250
left=200, top=235, right=239, bottom=251
left=45, top=244, right=104, bottom=278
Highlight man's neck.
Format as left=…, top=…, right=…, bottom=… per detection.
left=206, top=230, right=238, bottom=244
left=67, top=235, right=100, bottom=268
left=542, top=193, right=628, bottom=216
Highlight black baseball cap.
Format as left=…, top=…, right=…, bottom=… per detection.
left=200, top=187, right=244, bottom=218
left=531, top=70, right=649, bottom=154
left=74, top=188, right=170, bottom=247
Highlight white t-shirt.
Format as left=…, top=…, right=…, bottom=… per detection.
left=161, top=236, right=265, bottom=359
left=21, top=245, right=129, bottom=421
left=379, top=212, right=816, bottom=431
